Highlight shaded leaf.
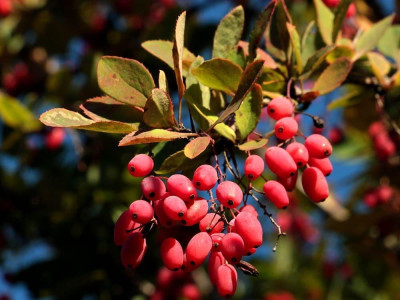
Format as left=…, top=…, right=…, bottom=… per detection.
left=0, top=93, right=41, bottom=132
left=332, top=0, right=352, bottom=42
left=238, top=41, right=277, bottom=69
left=97, top=56, right=155, bottom=107
left=213, top=6, right=244, bottom=59
left=302, top=44, right=335, bottom=77
left=286, top=23, right=302, bottom=74
left=235, top=83, right=263, bottom=141
left=367, top=52, right=391, bottom=86
left=192, top=58, right=242, bottom=95
left=249, top=1, right=276, bottom=62
left=328, top=84, right=374, bottom=110
left=313, top=0, right=334, bottom=45
left=299, top=91, right=320, bottom=103
left=183, top=136, right=211, bottom=159
left=210, top=59, right=264, bottom=129
left=325, top=45, right=354, bottom=63
left=80, top=96, right=143, bottom=124
left=143, top=88, right=176, bottom=128
left=260, top=68, right=286, bottom=93
left=141, top=40, right=196, bottom=76
left=40, top=108, right=137, bottom=133
left=354, top=15, right=394, bottom=60
left=313, top=58, right=352, bottom=95
left=119, top=129, right=197, bottom=146
left=173, top=11, right=186, bottom=100
left=238, top=138, right=268, bottom=151
left=156, top=149, right=209, bottom=175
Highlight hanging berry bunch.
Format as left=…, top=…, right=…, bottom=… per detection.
left=39, top=0, right=397, bottom=297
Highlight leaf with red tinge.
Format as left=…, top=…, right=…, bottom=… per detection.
left=119, top=129, right=197, bottom=146
left=238, top=41, right=277, bottom=69
left=173, top=11, right=186, bottom=100
left=184, top=136, right=211, bottom=159
left=238, top=138, right=268, bottom=151
left=249, top=1, right=276, bottom=62
left=80, top=96, right=143, bottom=123
left=141, top=40, right=196, bottom=77
left=313, top=57, right=352, bottom=95
left=143, top=88, right=176, bottom=128
left=299, top=91, right=320, bottom=103
left=209, top=59, right=264, bottom=129
left=40, top=108, right=138, bottom=133
left=97, top=56, right=155, bottom=107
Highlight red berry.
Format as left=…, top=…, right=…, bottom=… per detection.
left=208, top=251, right=225, bottom=285
left=141, top=176, right=166, bottom=200
left=368, top=121, right=385, bottom=138
left=234, top=212, right=263, bottom=248
left=167, top=174, right=197, bottom=202
left=179, top=283, right=201, bottom=300
left=244, top=155, right=264, bottom=180
left=220, top=232, right=244, bottom=264
left=121, top=232, right=147, bottom=269
left=265, top=147, right=297, bottom=178
left=129, top=200, right=154, bottom=224
left=275, top=117, right=298, bottom=140
left=363, top=191, right=378, bottom=208
left=267, top=97, right=294, bottom=120
left=263, top=180, right=290, bottom=209
left=154, top=199, right=175, bottom=228
left=277, top=171, right=298, bottom=192
left=243, top=245, right=257, bottom=256
left=163, top=196, right=187, bottom=220
left=302, top=167, right=329, bottom=203
left=185, top=232, right=212, bottom=268
left=328, top=127, right=343, bottom=145
left=216, top=181, right=243, bottom=208
left=346, top=3, right=356, bottom=18
left=308, top=157, right=333, bottom=176
left=181, top=198, right=209, bottom=226
left=239, top=204, right=258, bottom=216
left=192, top=164, right=218, bottom=190
left=211, top=233, right=225, bottom=252
left=322, top=0, right=340, bottom=7
left=114, top=210, right=140, bottom=246
left=160, top=237, right=184, bottom=271
left=0, top=0, right=12, bottom=17
left=45, top=128, right=66, bottom=150
left=199, top=213, right=224, bottom=234
left=128, top=154, right=154, bottom=177
left=305, top=134, right=332, bottom=158
left=216, top=264, right=237, bottom=298
left=286, top=142, right=309, bottom=167
left=376, top=185, right=393, bottom=204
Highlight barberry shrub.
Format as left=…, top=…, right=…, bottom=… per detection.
left=38, top=0, right=398, bottom=297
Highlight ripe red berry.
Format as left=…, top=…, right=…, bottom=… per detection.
left=114, top=210, right=140, bottom=246
left=192, top=164, right=218, bottom=190
left=308, top=157, right=333, bottom=176
left=302, top=167, right=329, bottom=202
left=275, top=117, right=298, bottom=140
left=263, top=180, right=290, bottom=209
left=243, top=245, right=257, bottom=256
left=0, top=0, right=12, bottom=17
left=167, top=174, right=197, bottom=202
left=265, top=147, right=297, bottom=178
left=239, top=204, right=258, bottom=216
left=216, top=181, right=243, bottom=208
left=277, top=171, right=298, bottom=192
left=141, top=176, right=166, bottom=200
left=129, top=200, right=154, bottom=224
left=244, top=155, right=264, bottom=180
left=376, top=185, right=393, bottom=204
left=185, top=232, right=212, bottom=268
left=346, top=3, right=356, bottom=18
left=128, top=154, right=154, bottom=177
left=267, top=97, right=294, bottom=120
left=216, top=264, right=237, bottom=298
left=154, top=199, right=175, bottom=228
left=220, top=232, right=244, bottom=264
left=328, top=127, right=343, bottom=145
left=45, top=128, right=66, bottom=150
left=305, top=134, right=332, bottom=158
left=234, top=212, right=263, bottom=248
left=322, top=0, right=340, bottom=7
left=121, top=232, right=147, bottom=269
left=181, top=198, right=208, bottom=226
left=368, top=121, right=385, bottom=138
left=179, top=283, right=201, bottom=300
left=163, top=196, right=187, bottom=220
left=199, top=213, right=224, bottom=234
left=208, top=251, right=225, bottom=285
left=286, top=142, right=309, bottom=167
left=160, top=238, right=184, bottom=271
left=363, top=191, right=378, bottom=208
left=211, top=233, right=225, bottom=252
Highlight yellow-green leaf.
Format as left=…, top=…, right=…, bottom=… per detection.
left=119, top=129, right=197, bottom=146
left=313, top=0, right=334, bottom=45
left=173, top=11, right=186, bottom=100
left=313, top=58, right=352, bottom=95
left=238, top=138, right=268, bottom=151
left=183, top=136, right=211, bottom=159
left=143, top=88, right=176, bottom=129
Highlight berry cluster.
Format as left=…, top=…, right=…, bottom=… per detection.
left=363, top=184, right=395, bottom=208
left=113, top=95, right=334, bottom=298
left=368, top=121, right=396, bottom=161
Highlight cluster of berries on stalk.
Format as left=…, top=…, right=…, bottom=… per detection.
left=114, top=95, right=334, bottom=298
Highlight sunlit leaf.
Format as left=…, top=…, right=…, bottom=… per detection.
left=183, top=136, right=211, bottom=159
left=40, top=108, right=137, bottom=133
left=213, top=6, right=244, bottom=59
left=173, top=11, right=186, bottom=100
left=97, top=56, right=155, bottom=107
left=313, top=0, right=334, bottom=45
left=377, top=25, right=400, bottom=65
left=287, top=23, right=303, bottom=74
left=158, top=70, right=169, bottom=93
left=313, top=58, right=352, bottom=95
left=238, top=138, right=268, bottom=151
left=119, top=129, right=197, bottom=146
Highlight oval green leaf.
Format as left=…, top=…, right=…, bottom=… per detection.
left=238, top=138, right=268, bottom=151
left=118, top=129, right=197, bottom=146
left=143, top=88, right=176, bottom=129
left=183, top=136, right=211, bottom=159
